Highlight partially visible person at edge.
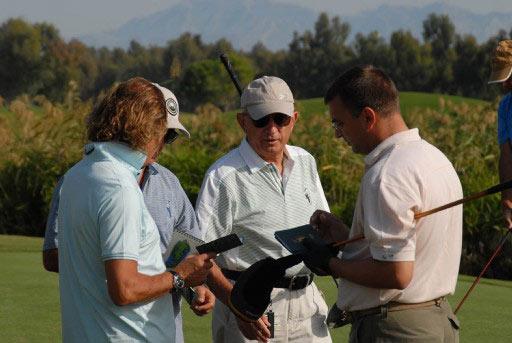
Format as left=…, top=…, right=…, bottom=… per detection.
left=42, top=81, right=215, bottom=343
left=52, top=77, right=214, bottom=342
left=303, top=65, right=462, bottom=342
left=195, top=76, right=332, bottom=342
left=488, top=40, right=512, bottom=229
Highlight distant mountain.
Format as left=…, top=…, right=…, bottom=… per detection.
left=80, top=0, right=317, bottom=51
left=79, top=1, right=512, bottom=50
left=342, top=2, right=512, bottom=42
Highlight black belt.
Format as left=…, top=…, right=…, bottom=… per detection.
left=222, top=268, right=314, bottom=290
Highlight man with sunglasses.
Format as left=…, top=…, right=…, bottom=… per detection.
left=42, top=81, right=215, bottom=343
left=196, top=76, right=331, bottom=342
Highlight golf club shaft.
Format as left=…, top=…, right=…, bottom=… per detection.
left=414, top=179, right=512, bottom=219
left=454, top=228, right=512, bottom=314
left=329, top=180, right=512, bottom=247
left=219, top=53, right=243, bottom=96
left=331, top=233, right=365, bottom=248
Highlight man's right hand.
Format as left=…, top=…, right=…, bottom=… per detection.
left=174, top=253, right=215, bottom=288
left=309, top=209, right=349, bottom=243
left=236, top=315, right=271, bottom=342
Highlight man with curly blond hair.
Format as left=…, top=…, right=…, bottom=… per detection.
left=57, top=77, right=215, bottom=342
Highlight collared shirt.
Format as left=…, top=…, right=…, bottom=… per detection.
left=497, top=92, right=512, bottom=145
left=58, top=142, right=174, bottom=342
left=44, top=161, right=200, bottom=343
left=196, top=138, right=329, bottom=277
left=337, top=129, right=463, bottom=311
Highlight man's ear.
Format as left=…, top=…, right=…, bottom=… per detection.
left=236, top=113, right=246, bottom=132
left=361, top=107, right=377, bottom=130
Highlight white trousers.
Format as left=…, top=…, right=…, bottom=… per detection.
left=212, top=282, right=332, bottom=343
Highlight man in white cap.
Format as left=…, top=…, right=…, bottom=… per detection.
left=52, top=77, right=215, bottom=342
left=196, top=76, right=332, bottom=342
left=488, top=40, right=512, bottom=228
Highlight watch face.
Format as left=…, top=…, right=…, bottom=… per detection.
left=174, top=273, right=185, bottom=289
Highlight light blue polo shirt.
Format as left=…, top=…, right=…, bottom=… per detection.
left=58, top=142, right=174, bottom=342
left=45, top=162, right=200, bottom=343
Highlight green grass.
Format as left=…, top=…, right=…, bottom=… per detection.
left=295, top=91, right=488, bottom=120
left=1, top=235, right=512, bottom=342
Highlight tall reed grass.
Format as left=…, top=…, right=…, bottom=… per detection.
left=1, top=94, right=510, bottom=278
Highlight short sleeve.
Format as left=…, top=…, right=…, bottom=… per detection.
left=43, top=177, right=64, bottom=251
left=196, top=174, right=233, bottom=243
left=99, top=184, right=141, bottom=261
left=366, top=179, right=419, bottom=262
left=172, top=181, right=202, bottom=240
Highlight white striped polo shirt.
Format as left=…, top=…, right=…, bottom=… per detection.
left=196, top=138, right=329, bottom=276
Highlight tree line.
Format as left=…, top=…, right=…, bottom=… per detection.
left=1, top=13, right=512, bottom=111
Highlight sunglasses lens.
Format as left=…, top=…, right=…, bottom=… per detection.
left=273, top=114, right=291, bottom=126
left=164, top=129, right=179, bottom=144
left=251, top=114, right=291, bottom=128
left=253, top=116, right=270, bottom=128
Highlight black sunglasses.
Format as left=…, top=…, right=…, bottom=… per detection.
left=164, top=129, right=179, bottom=144
left=251, top=113, right=291, bottom=128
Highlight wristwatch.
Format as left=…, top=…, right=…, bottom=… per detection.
left=169, top=270, right=185, bottom=291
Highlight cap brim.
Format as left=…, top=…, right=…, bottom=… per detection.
left=488, top=66, right=512, bottom=84
left=246, top=102, right=294, bottom=120
left=167, top=115, right=190, bottom=138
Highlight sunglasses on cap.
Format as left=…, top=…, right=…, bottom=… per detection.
left=164, top=129, right=179, bottom=144
left=251, top=113, right=291, bottom=128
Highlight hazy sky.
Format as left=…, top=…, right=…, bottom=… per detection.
left=1, top=0, right=511, bottom=38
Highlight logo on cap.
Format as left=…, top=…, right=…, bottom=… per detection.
left=166, top=98, right=178, bottom=116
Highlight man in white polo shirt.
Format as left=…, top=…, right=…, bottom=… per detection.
left=196, top=76, right=332, bottom=342
left=305, top=65, right=462, bottom=342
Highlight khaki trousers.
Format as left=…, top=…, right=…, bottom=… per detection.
left=349, top=298, right=460, bottom=343
left=212, top=282, right=332, bottom=343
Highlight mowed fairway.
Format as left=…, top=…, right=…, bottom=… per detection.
left=1, top=235, right=511, bottom=342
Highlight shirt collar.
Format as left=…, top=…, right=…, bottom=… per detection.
left=364, top=128, right=420, bottom=168
left=238, top=138, right=294, bottom=174
left=85, top=141, right=147, bottom=177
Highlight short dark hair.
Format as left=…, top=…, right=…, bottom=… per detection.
left=324, top=65, right=399, bottom=117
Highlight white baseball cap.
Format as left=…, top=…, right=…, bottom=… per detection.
left=152, top=83, right=190, bottom=138
left=240, top=76, right=294, bottom=120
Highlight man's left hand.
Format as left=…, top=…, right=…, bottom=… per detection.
left=302, top=237, right=337, bottom=276
left=190, top=285, right=215, bottom=316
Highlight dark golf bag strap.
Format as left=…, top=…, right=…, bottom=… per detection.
left=222, top=268, right=314, bottom=290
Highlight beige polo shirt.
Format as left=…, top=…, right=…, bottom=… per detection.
left=337, top=129, right=463, bottom=311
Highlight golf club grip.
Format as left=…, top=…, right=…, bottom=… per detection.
left=414, top=179, right=512, bottom=219
left=219, top=53, right=243, bottom=96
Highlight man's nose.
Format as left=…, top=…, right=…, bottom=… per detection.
left=265, top=118, right=280, bottom=131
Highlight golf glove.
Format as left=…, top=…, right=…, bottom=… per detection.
left=301, top=237, right=338, bottom=276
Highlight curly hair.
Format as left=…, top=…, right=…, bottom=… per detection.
left=87, top=77, right=167, bottom=151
